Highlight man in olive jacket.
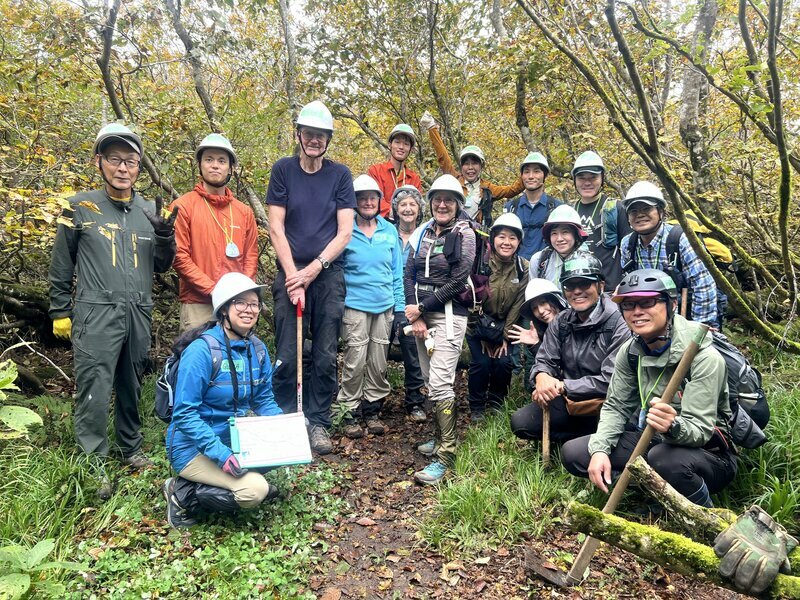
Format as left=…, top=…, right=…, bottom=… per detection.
left=48, top=124, right=176, bottom=499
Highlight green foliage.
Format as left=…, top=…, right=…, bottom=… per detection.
left=0, top=360, right=42, bottom=439
left=0, top=538, right=85, bottom=600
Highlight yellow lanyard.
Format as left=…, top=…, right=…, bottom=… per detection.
left=392, top=166, right=407, bottom=191
left=204, top=200, right=234, bottom=244
left=638, top=356, right=667, bottom=412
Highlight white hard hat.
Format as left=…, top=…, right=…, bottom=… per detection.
left=521, top=278, right=568, bottom=315
left=93, top=123, right=143, bottom=156
left=388, top=123, right=416, bottom=147
left=211, top=272, right=267, bottom=316
left=196, top=133, right=237, bottom=165
left=353, top=174, right=383, bottom=199
left=296, top=100, right=334, bottom=132
left=490, top=212, right=524, bottom=241
left=571, top=150, right=605, bottom=178
left=520, top=151, right=550, bottom=174
left=427, top=174, right=465, bottom=206
left=623, top=181, right=666, bottom=212
left=542, top=204, right=588, bottom=240
left=459, top=145, right=485, bottom=165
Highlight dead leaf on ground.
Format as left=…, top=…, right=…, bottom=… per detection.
left=475, top=579, right=487, bottom=592
left=474, top=556, right=491, bottom=565
left=319, top=588, right=342, bottom=600
left=386, top=553, right=401, bottom=563
left=355, top=516, right=377, bottom=526
left=377, top=565, right=394, bottom=579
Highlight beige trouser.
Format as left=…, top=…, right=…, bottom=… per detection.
left=415, top=311, right=468, bottom=465
left=179, top=453, right=269, bottom=508
left=336, top=307, right=393, bottom=413
left=180, top=303, right=215, bottom=333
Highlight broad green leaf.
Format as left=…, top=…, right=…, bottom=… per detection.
left=0, top=361, right=18, bottom=391
left=30, top=560, right=87, bottom=572
left=0, top=546, right=25, bottom=570
left=0, top=407, right=43, bottom=434
left=0, top=573, right=30, bottom=600
left=24, top=539, right=54, bottom=570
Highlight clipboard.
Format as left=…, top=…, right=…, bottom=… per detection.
left=229, top=413, right=312, bottom=468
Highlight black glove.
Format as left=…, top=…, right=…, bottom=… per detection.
left=144, top=195, right=178, bottom=237
left=393, top=311, right=407, bottom=337
left=714, top=505, right=798, bottom=594
left=222, top=454, right=248, bottom=478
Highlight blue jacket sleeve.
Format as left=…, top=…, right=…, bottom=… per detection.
left=250, top=345, right=282, bottom=417
left=392, top=232, right=405, bottom=311
left=171, top=341, right=234, bottom=467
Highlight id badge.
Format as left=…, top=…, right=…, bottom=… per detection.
left=637, top=408, right=647, bottom=431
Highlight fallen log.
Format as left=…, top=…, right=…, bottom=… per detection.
left=565, top=501, right=800, bottom=599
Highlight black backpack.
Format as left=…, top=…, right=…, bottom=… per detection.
left=626, top=330, right=769, bottom=449
left=154, top=331, right=267, bottom=424
left=444, top=218, right=492, bottom=311
left=622, top=225, right=686, bottom=289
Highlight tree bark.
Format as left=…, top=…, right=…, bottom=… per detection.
left=565, top=502, right=800, bottom=598
left=515, top=65, right=536, bottom=152
left=276, top=0, right=298, bottom=121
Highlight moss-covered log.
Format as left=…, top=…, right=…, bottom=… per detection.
left=565, top=502, right=800, bottom=599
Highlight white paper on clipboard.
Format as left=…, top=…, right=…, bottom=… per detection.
left=229, top=412, right=311, bottom=468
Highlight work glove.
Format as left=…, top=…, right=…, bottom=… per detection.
left=419, top=111, right=437, bottom=131
left=143, top=196, right=178, bottom=237
left=714, top=505, right=798, bottom=594
left=52, top=317, right=72, bottom=340
left=393, top=311, right=407, bottom=337
left=222, top=454, right=248, bottom=478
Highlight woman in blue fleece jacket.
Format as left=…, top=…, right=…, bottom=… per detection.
left=336, top=175, right=405, bottom=439
left=163, top=272, right=282, bottom=528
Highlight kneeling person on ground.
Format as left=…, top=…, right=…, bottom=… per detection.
left=510, top=253, right=630, bottom=443
left=164, top=273, right=282, bottom=528
left=561, top=269, right=737, bottom=508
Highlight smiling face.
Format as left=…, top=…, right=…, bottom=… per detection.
left=199, top=148, right=232, bottom=188
left=96, top=142, right=140, bottom=195
left=224, top=290, right=261, bottom=337
left=627, top=203, right=662, bottom=234
left=492, top=228, right=520, bottom=260
left=297, top=126, right=330, bottom=158
left=522, top=164, right=546, bottom=192
left=389, top=134, right=413, bottom=163
left=430, top=191, right=459, bottom=226
left=460, top=156, right=482, bottom=183
left=574, top=172, right=602, bottom=201
left=549, top=225, right=578, bottom=257
left=563, top=278, right=604, bottom=315
left=396, top=196, right=419, bottom=227
left=532, top=298, right=560, bottom=324
left=356, top=191, right=380, bottom=220
left=621, top=296, right=671, bottom=339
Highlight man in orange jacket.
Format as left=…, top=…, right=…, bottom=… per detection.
left=419, top=111, right=523, bottom=227
left=171, top=134, right=259, bottom=331
left=368, top=124, right=423, bottom=219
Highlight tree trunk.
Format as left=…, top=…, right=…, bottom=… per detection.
left=565, top=502, right=800, bottom=598
left=515, top=65, right=536, bottom=152
left=276, top=0, right=298, bottom=121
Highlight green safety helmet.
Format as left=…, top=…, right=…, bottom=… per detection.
left=520, top=151, right=550, bottom=175
left=196, top=133, right=238, bottom=165
left=560, top=252, right=604, bottom=285
left=92, top=123, right=143, bottom=156
left=388, top=123, right=416, bottom=148
left=296, top=100, right=334, bottom=132
left=459, top=145, right=485, bottom=165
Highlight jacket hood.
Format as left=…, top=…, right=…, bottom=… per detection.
left=206, top=323, right=257, bottom=351
left=193, top=182, right=234, bottom=208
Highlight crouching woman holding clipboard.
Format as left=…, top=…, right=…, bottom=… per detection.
left=164, top=272, right=282, bottom=528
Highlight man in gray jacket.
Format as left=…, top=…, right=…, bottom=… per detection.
left=49, top=124, right=177, bottom=499
left=510, top=253, right=630, bottom=443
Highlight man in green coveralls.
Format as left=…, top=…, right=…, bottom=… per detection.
left=48, top=124, right=177, bottom=499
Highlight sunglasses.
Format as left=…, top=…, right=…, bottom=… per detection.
left=619, top=297, right=665, bottom=311
left=562, top=279, right=596, bottom=292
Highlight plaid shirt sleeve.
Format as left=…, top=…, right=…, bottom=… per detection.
left=678, top=234, right=718, bottom=326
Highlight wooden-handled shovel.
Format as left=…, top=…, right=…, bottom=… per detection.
left=296, top=302, right=303, bottom=413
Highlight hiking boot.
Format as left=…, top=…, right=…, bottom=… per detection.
left=164, top=478, right=198, bottom=528
left=122, top=451, right=154, bottom=470
left=265, top=482, right=280, bottom=502
left=308, top=425, right=333, bottom=455
left=97, top=474, right=113, bottom=501
left=470, top=410, right=485, bottom=423
left=343, top=421, right=364, bottom=439
left=365, top=417, right=386, bottom=435
left=417, top=439, right=436, bottom=457
left=414, top=461, right=447, bottom=485
left=407, top=407, right=427, bottom=423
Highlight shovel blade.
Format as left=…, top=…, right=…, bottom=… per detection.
left=523, top=547, right=573, bottom=588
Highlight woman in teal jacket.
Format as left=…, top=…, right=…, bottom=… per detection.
left=164, top=273, right=282, bottom=528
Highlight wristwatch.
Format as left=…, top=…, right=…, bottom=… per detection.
left=417, top=303, right=425, bottom=314
left=317, top=256, right=330, bottom=269
left=668, top=417, right=682, bottom=437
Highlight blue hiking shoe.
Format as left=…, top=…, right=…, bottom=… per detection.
left=414, top=461, right=447, bottom=485
left=417, top=439, right=436, bottom=457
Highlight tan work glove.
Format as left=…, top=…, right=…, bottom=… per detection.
left=53, top=317, right=72, bottom=340
left=419, top=111, right=437, bottom=131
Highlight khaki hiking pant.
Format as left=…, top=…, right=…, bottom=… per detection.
left=415, top=311, right=468, bottom=466
left=336, top=308, right=393, bottom=414
left=179, top=454, right=270, bottom=508
left=179, top=303, right=215, bottom=333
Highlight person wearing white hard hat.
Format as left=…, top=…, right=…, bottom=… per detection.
left=48, top=123, right=177, bottom=500
left=570, top=150, right=631, bottom=290
left=170, top=134, right=259, bottom=331
left=419, top=111, right=523, bottom=226
left=465, top=212, right=529, bottom=420
left=266, top=100, right=356, bottom=456
left=389, top=185, right=428, bottom=421
left=503, top=152, right=563, bottom=260
left=528, top=204, right=590, bottom=285
left=163, top=272, right=282, bottom=528
left=336, top=175, right=405, bottom=439
left=619, top=181, right=719, bottom=328
left=368, top=124, right=423, bottom=219
left=507, top=278, right=568, bottom=357
left=404, top=174, right=476, bottom=484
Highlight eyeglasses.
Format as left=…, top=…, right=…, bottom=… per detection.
left=619, top=297, right=665, bottom=311
left=562, top=279, right=596, bottom=292
left=103, top=156, right=140, bottom=169
left=299, top=129, right=329, bottom=141
left=431, top=197, right=457, bottom=206
left=232, top=299, right=262, bottom=313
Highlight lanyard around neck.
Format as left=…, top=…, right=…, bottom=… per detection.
left=637, top=355, right=667, bottom=411
left=204, top=200, right=235, bottom=244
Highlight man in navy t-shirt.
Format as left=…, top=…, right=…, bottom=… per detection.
left=266, top=100, right=356, bottom=455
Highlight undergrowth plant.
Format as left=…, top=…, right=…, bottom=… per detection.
left=0, top=538, right=85, bottom=599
